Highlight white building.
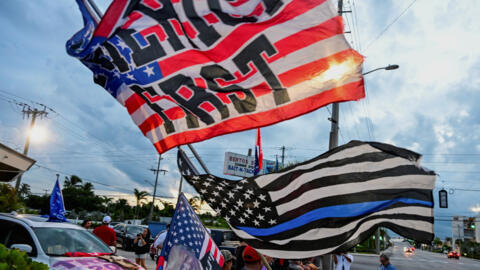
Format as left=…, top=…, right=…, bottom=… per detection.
left=452, top=216, right=479, bottom=244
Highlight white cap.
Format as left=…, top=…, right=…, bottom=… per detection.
left=102, top=216, right=112, bottom=224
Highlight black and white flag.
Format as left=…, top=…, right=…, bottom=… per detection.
left=180, top=141, right=436, bottom=259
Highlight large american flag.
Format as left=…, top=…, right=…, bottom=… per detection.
left=67, top=0, right=364, bottom=154
left=157, top=193, right=223, bottom=269
left=181, top=141, right=437, bottom=259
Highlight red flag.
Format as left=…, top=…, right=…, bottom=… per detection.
left=254, top=128, right=263, bottom=175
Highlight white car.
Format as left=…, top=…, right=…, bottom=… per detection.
left=0, top=213, right=143, bottom=269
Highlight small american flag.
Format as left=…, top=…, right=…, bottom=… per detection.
left=157, top=193, right=224, bottom=270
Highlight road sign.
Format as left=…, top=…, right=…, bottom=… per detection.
left=223, top=152, right=275, bottom=177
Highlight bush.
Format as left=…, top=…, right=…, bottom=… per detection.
left=0, top=244, right=48, bottom=270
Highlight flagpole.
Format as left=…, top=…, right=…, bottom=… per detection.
left=177, top=147, right=184, bottom=198
left=187, top=144, right=211, bottom=174
left=86, top=0, right=103, bottom=19
left=323, top=1, right=342, bottom=269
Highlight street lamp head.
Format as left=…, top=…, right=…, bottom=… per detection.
left=385, top=64, right=399, bottom=70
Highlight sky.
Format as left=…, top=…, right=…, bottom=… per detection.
left=0, top=0, right=479, bottom=239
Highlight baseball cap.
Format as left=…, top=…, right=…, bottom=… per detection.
left=102, top=216, right=112, bottom=223
left=221, top=250, right=236, bottom=262
left=242, top=246, right=261, bottom=262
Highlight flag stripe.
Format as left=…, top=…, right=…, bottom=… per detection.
left=255, top=142, right=382, bottom=188
left=151, top=81, right=364, bottom=153
left=251, top=218, right=433, bottom=253
left=157, top=0, right=328, bottom=77
left=277, top=188, right=433, bottom=224
left=239, top=198, right=432, bottom=237
left=265, top=154, right=414, bottom=192
left=272, top=164, right=434, bottom=205
left=277, top=174, right=435, bottom=215
left=233, top=206, right=432, bottom=242
left=254, top=224, right=433, bottom=258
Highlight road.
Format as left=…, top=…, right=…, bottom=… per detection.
left=351, top=242, right=479, bottom=270
left=116, top=248, right=157, bottom=270
left=114, top=242, right=480, bottom=270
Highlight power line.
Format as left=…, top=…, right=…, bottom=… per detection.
left=364, top=0, right=418, bottom=51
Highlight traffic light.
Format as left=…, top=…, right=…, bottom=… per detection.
left=468, top=218, right=476, bottom=229
left=439, top=189, right=448, bottom=208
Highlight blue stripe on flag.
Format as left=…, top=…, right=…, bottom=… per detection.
left=238, top=198, right=433, bottom=236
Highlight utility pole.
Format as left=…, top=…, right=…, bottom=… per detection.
left=15, top=105, right=48, bottom=191
left=148, top=155, right=167, bottom=221
left=322, top=1, right=342, bottom=269
left=281, top=146, right=286, bottom=166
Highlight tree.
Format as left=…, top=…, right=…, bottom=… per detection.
left=158, top=200, right=175, bottom=217
left=0, top=183, right=24, bottom=212
left=24, top=194, right=49, bottom=214
left=133, top=189, right=149, bottom=220
left=62, top=175, right=103, bottom=213
left=188, top=196, right=203, bottom=213
left=433, top=237, right=442, bottom=247
left=102, top=196, right=113, bottom=213
left=64, top=175, right=82, bottom=188
left=82, top=182, right=94, bottom=193
left=18, top=183, right=31, bottom=200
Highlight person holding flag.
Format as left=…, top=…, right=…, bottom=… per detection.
left=157, top=193, right=224, bottom=270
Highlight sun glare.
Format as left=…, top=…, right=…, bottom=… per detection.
left=28, top=125, right=48, bottom=143
left=471, top=204, right=480, bottom=213
left=319, top=58, right=357, bottom=82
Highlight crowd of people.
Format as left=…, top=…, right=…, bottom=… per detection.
left=220, top=242, right=395, bottom=270
left=82, top=216, right=396, bottom=270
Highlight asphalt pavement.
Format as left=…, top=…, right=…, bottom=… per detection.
left=351, top=242, right=480, bottom=270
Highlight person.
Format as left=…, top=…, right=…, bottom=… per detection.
left=235, top=240, right=248, bottom=270
left=93, top=216, right=117, bottom=247
left=379, top=254, right=396, bottom=270
left=134, top=227, right=150, bottom=269
left=333, top=252, right=353, bottom=270
left=81, top=220, right=92, bottom=230
left=242, top=245, right=267, bottom=270
left=153, top=223, right=170, bottom=263
left=221, top=249, right=236, bottom=270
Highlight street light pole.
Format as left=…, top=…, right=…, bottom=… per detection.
left=15, top=106, right=48, bottom=191
left=362, top=64, right=399, bottom=76
left=148, top=155, right=167, bottom=221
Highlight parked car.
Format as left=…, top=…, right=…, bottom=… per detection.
left=210, top=228, right=240, bottom=254
left=0, top=213, right=143, bottom=269
left=110, top=221, right=121, bottom=227
left=448, top=251, right=460, bottom=259
left=114, top=223, right=149, bottom=250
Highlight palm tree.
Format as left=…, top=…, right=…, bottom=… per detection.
left=188, top=196, right=203, bottom=213
left=82, top=182, right=94, bottom=192
left=102, top=196, right=113, bottom=213
left=64, top=175, right=83, bottom=188
left=133, top=188, right=149, bottom=220
left=116, top=199, right=128, bottom=220
left=18, top=183, right=31, bottom=200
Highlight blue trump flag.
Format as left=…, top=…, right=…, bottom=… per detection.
left=48, top=178, right=67, bottom=222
